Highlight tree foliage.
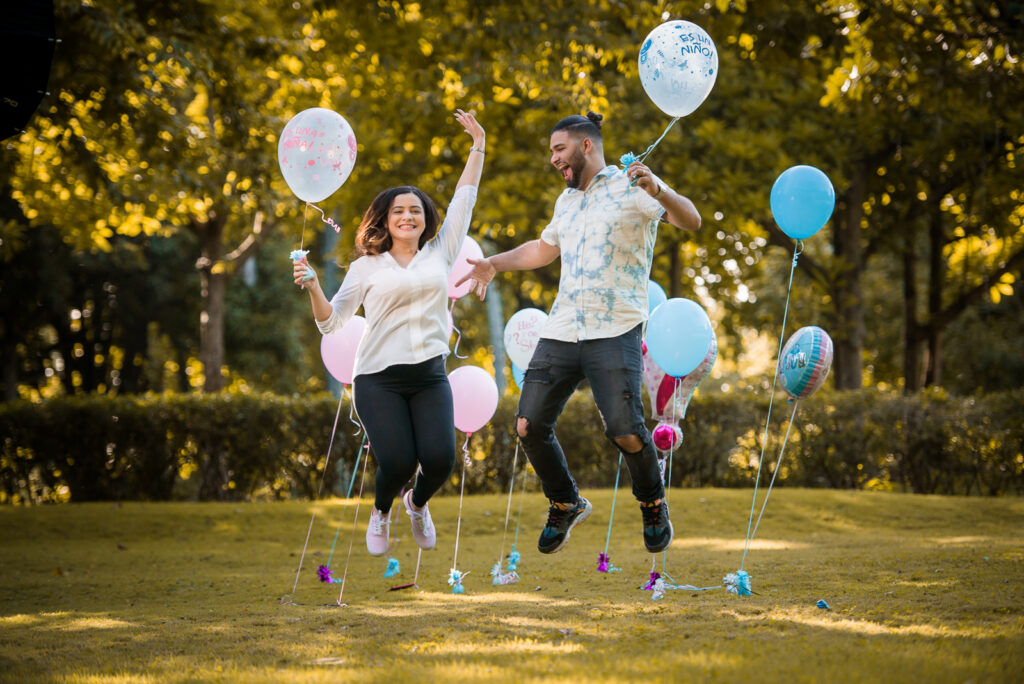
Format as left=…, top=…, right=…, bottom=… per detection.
left=2, top=0, right=1021, bottom=401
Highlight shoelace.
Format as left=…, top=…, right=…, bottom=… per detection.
left=408, top=507, right=432, bottom=533
left=641, top=502, right=664, bottom=528
left=545, top=503, right=574, bottom=529
left=370, top=510, right=390, bottom=535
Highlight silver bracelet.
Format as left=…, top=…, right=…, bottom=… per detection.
left=470, top=146, right=485, bottom=154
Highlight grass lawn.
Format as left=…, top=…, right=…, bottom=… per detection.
left=1, top=488, right=1022, bottom=683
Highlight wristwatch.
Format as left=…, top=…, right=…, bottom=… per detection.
left=652, top=180, right=668, bottom=199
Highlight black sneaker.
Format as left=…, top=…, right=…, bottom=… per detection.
left=640, top=499, right=673, bottom=552
left=537, top=497, right=592, bottom=554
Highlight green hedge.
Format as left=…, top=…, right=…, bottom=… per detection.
left=2, top=389, right=1022, bottom=503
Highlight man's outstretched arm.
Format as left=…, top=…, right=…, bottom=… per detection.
left=454, top=239, right=560, bottom=300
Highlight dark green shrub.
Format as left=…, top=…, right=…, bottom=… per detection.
left=2, top=388, right=1021, bottom=503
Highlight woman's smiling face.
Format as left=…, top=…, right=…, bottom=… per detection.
left=387, top=192, right=426, bottom=246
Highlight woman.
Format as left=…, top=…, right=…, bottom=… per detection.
left=293, top=109, right=485, bottom=556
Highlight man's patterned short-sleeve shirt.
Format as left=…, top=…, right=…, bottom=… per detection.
left=540, top=165, right=665, bottom=342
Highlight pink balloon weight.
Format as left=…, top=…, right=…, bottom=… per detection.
left=652, top=421, right=683, bottom=452
left=278, top=107, right=357, bottom=203
left=448, top=365, right=499, bottom=434
left=448, top=237, right=484, bottom=300
left=320, top=316, right=366, bottom=385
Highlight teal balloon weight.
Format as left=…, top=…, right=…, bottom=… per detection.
left=648, top=280, right=668, bottom=314
left=646, top=298, right=713, bottom=377
left=770, top=165, right=835, bottom=240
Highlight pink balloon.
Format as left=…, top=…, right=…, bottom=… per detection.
left=320, top=315, right=366, bottom=385
left=448, top=365, right=499, bottom=434
left=448, top=237, right=484, bottom=300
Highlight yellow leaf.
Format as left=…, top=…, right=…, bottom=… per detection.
left=185, top=86, right=208, bottom=121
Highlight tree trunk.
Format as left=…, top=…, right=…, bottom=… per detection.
left=669, top=240, right=682, bottom=298
left=902, top=238, right=922, bottom=393
left=831, top=165, right=866, bottom=389
left=194, top=209, right=270, bottom=393
left=2, top=340, right=16, bottom=401
left=486, top=277, right=506, bottom=396
left=924, top=207, right=945, bottom=387
left=196, top=216, right=226, bottom=393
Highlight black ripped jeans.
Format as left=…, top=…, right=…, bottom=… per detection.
left=353, top=356, right=456, bottom=515
left=516, top=325, right=663, bottom=504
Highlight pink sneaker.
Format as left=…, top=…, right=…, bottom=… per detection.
left=403, top=490, right=436, bottom=550
left=366, top=507, right=390, bottom=556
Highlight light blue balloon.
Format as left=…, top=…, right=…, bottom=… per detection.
left=646, top=298, right=713, bottom=377
left=647, top=280, right=668, bottom=314
left=511, top=362, right=526, bottom=390
left=770, top=165, right=836, bottom=240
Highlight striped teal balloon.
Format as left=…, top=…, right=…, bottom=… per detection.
left=779, top=326, right=834, bottom=399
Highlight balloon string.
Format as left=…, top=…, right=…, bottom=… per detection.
left=451, top=434, right=472, bottom=574
left=496, top=439, right=520, bottom=571
left=663, top=376, right=679, bottom=573
left=326, top=436, right=369, bottom=570
left=602, top=452, right=624, bottom=558
left=301, top=203, right=308, bottom=250
left=337, top=447, right=372, bottom=605
left=346, top=385, right=362, bottom=436
left=636, top=117, right=680, bottom=165
left=287, top=391, right=345, bottom=595
left=511, top=448, right=529, bottom=549
left=623, top=117, right=680, bottom=186
left=345, top=440, right=369, bottom=499
left=740, top=241, right=802, bottom=571
left=750, top=400, right=800, bottom=543
left=449, top=298, right=468, bottom=359
left=297, top=204, right=310, bottom=290
left=308, top=202, right=342, bottom=233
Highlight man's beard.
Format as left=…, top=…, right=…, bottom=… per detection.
left=563, top=148, right=587, bottom=189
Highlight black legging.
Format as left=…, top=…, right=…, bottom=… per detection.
left=353, top=355, right=456, bottom=514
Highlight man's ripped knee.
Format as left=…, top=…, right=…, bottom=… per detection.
left=613, top=433, right=644, bottom=453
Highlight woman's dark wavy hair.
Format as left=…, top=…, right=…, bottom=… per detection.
left=354, top=186, right=441, bottom=257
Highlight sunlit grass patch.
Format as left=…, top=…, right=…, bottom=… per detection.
left=1, top=489, right=1022, bottom=682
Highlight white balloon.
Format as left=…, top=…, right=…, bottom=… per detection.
left=638, top=21, right=718, bottom=118
left=503, top=308, right=547, bottom=369
left=278, top=108, right=358, bottom=203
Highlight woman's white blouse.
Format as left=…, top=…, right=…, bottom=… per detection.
left=316, top=185, right=477, bottom=378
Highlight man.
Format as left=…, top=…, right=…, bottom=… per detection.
left=456, top=111, right=700, bottom=554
